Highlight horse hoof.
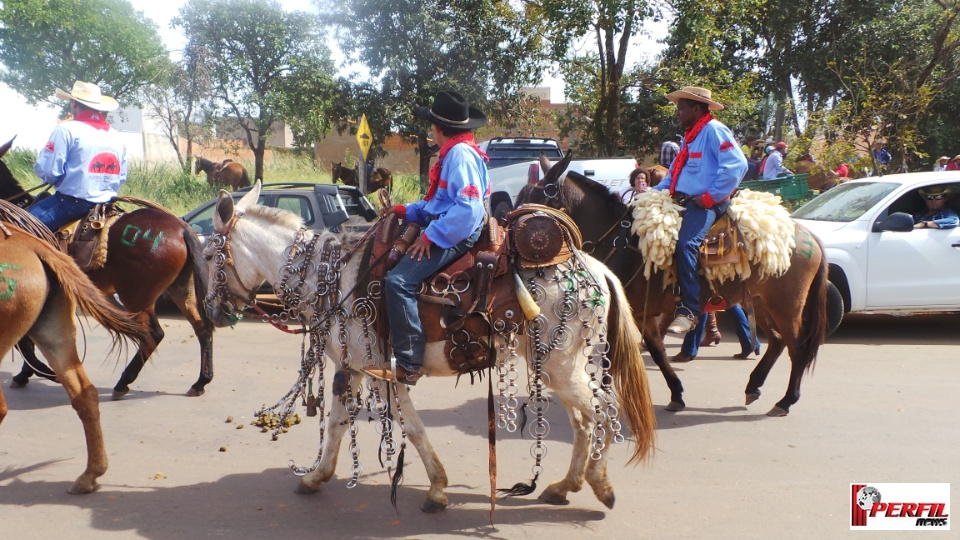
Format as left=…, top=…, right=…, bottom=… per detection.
left=421, top=497, right=448, bottom=513
left=295, top=481, right=319, bottom=495
left=68, top=481, right=100, bottom=495
left=665, top=400, right=685, bottom=412
left=766, top=406, right=788, bottom=417
left=186, top=387, right=205, bottom=397
left=745, top=392, right=760, bottom=405
left=111, top=389, right=129, bottom=400
left=599, top=492, right=615, bottom=509
left=10, top=378, right=28, bottom=388
left=538, top=489, right=570, bottom=506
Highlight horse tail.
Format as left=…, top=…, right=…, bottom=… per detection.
left=605, top=272, right=656, bottom=465
left=31, top=236, right=151, bottom=353
left=182, top=224, right=215, bottom=331
left=797, top=238, right=829, bottom=373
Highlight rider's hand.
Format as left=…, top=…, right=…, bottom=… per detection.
left=407, top=236, right=431, bottom=261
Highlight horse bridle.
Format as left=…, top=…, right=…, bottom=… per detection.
left=204, top=213, right=259, bottom=320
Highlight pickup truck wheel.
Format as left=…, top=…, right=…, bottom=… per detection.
left=825, top=281, right=844, bottom=336
left=492, top=201, right=512, bottom=220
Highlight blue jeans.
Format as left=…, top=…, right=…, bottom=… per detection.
left=681, top=304, right=756, bottom=357
left=386, top=227, right=482, bottom=372
left=28, top=192, right=96, bottom=232
left=675, top=198, right=729, bottom=320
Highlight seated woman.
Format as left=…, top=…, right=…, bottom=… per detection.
left=619, top=168, right=649, bottom=203
left=913, top=186, right=959, bottom=230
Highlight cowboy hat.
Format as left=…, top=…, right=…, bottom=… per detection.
left=938, top=156, right=950, bottom=162
left=665, top=86, right=724, bottom=110
left=415, top=91, right=487, bottom=130
left=55, top=81, right=119, bottom=112
left=919, top=185, right=956, bottom=200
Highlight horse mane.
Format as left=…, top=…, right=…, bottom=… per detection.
left=243, top=203, right=305, bottom=230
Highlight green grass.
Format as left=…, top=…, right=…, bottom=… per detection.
left=5, top=147, right=425, bottom=215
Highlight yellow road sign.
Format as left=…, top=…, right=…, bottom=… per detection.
left=356, top=114, right=372, bottom=160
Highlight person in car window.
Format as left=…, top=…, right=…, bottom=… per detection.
left=913, top=186, right=959, bottom=230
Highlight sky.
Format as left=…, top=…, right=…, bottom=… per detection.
left=3, top=0, right=667, bottom=151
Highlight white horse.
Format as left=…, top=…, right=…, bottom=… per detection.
left=202, top=182, right=655, bottom=512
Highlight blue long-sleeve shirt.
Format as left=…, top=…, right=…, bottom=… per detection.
left=913, top=208, right=959, bottom=229
left=653, top=119, right=747, bottom=208
left=34, top=117, right=128, bottom=203
left=404, top=143, right=489, bottom=248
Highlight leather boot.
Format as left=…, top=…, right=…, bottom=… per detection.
left=704, top=312, right=721, bottom=346
left=671, top=352, right=696, bottom=363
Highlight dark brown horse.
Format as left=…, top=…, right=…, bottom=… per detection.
left=195, top=157, right=250, bottom=191
left=331, top=161, right=358, bottom=186
left=0, top=213, right=150, bottom=492
left=1, top=145, right=216, bottom=399
left=368, top=166, right=393, bottom=193
left=517, top=154, right=828, bottom=416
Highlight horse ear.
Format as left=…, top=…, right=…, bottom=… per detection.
left=0, top=136, right=16, bottom=159
left=539, top=152, right=552, bottom=174
left=213, top=190, right=235, bottom=231
left=236, top=180, right=261, bottom=211
left=542, top=150, right=574, bottom=184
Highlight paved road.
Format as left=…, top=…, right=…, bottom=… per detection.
left=2, top=312, right=958, bottom=539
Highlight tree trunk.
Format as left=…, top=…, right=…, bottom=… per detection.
left=254, top=139, right=266, bottom=181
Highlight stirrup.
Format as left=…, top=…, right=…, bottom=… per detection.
left=666, top=314, right=698, bottom=335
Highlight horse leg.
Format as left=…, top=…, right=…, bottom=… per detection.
left=392, top=384, right=449, bottom=512
left=167, top=278, right=214, bottom=396
left=641, top=315, right=685, bottom=411
left=112, top=309, right=162, bottom=399
left=744, top=333, right=785, bottom=406
left=30, top=295, right=107, bottom=494
left=11, top=336, right=60, bottom=387
left=538, top=400, right=589, bottom=506
left=296, top=388, right=352, bottom=494
left=769, top=348, right=807, bottom=417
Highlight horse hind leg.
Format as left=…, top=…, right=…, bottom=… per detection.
left=745, top=334, right=786, bottom=406
left=296, top=383, right=352, bottom=494
left=390, top=383, right=449, bottom=513
left=112, top=309, right=162, bottom=399
left=30, top=293, right=107, bottom=494
left=166, top=275, right=214, bottom=396
left=10, top=336, right=59, bottom=387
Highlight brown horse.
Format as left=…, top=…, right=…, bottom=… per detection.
left=367, top=166, right=393, bottom=193
left=331, top=161, right=358, bottom=186
left=0, top=215, right=150, bottom=493
left=517, top=154, right=828, bottom=416
left=195, top=157, right=250, bottom=191
left=0, top=146, right=216, bottom=399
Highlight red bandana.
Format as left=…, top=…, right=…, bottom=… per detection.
left=73, top=109, right=111, bottom=131
left=425, top=133, right=488, bottom=200
left=668, top=112, right=714, bottom=195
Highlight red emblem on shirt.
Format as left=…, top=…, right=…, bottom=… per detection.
left=44, top=141, right=55, bottom=152
left=690, top=152, right=703, bottom=158
left=88, top=152, right=121, bottom=175
left=719, top=141, right=734, bottom=151
left=461, top=185, right=481, bottom=199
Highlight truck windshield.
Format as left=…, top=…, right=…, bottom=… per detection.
left=792, top=181, right=898, bottom=222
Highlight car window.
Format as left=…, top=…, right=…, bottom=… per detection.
left=883, top=183, right=960, bottom=219
left=275, top=195, right=315, bottom=226
left=792, top=182, right=898, bottom=222
left=185, top=195, right=262, bottom=236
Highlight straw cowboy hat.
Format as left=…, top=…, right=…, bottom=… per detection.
left=919, top=185, right=956, bottom=200
left=55, top=81, right=119, bottom=112
left=415, top=91, right=487, bottom=130
left=938, top=156, right=950, bottom=162
left=665, top=86, right=724, bottom=110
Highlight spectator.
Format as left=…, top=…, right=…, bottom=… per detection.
left=947, top=155, right=960, bottom=171
left=761, top=141, right=792, bottom=180
left=913, top=186, right=959, bottom=230
left=619, top=168, right=649, bottom=203
left=660, top=135, right=680, bottom=167
left=933, top=156, right=950, bottom=172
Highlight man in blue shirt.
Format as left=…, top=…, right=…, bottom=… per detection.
left=30, top=81, right=127, bottom=232
left=913, top=186, right=959, bottom=230
left=762, top=141, right=792, bottom=180
left=363, top=91, right=489, bottom=385
left=654, top=86, right=748, bottom=335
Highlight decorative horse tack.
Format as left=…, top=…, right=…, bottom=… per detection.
left=202, top=183, right=656, bottom=514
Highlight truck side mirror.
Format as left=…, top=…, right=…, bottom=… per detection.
left=873, top=212, right=914, bottom=232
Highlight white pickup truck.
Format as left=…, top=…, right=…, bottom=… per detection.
left=487, top=157, right=639, bottom=218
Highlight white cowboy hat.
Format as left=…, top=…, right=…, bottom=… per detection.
left=665, top=86, right=724, bottom=110
left=55, top=81, right=119, bottom=112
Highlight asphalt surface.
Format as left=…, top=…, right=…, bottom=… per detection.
left=1, top=311, right=958, bottom=539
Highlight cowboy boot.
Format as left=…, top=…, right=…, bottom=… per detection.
left=704, top=312, right=722, bottom=346
left=670, top=352, right=696, bottom=363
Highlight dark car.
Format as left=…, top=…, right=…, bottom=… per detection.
left=182, top=182, right=378, bottom=244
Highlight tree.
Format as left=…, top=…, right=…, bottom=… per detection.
left=0, top=0, right=167, bottom=106
left=319, top=0, right=545, bottom=183
left=175, top=0, right=337, bottom=181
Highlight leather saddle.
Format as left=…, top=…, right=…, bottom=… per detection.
left=699, top=214, right=744, bottom=267
left=55, top=202, right=122, bottom=270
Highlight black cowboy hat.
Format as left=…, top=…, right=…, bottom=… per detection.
left=415, top=91, right=487, bottom=130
